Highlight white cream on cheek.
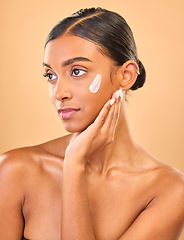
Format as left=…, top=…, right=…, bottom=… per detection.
left=89, top=74, right=102, bottom=93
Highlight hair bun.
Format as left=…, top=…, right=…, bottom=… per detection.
left=130, top=59, right=146, bottom=90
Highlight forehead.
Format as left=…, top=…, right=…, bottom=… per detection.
left=44, top=34, right=111, bottom=66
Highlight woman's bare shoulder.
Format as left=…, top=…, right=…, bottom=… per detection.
left=147, top=152, right=184, bottom=184
left=1, top=133, right=72, bottom=162
left=133, top=146, right=184, bottom=199
left=0, top=134, right=72, bottom=182
left=0, top=146, right=36, bottom=173
left=157, top=163, right=184, bottom=194
left=143, top=151, right=184, bottom=201
left=138, top=146, right=184, bottom=178
left=149, top=164, right=184, bottom=232
left=0, top=147, right=37, bottom=205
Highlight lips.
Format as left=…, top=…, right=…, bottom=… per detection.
left=58, top=108, right=80, bottom=119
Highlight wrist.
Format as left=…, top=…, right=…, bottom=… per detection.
left=63, top=156, right=85, bottom=171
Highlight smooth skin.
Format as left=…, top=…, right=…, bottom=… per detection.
left=0, top=34, right=184, bottom=240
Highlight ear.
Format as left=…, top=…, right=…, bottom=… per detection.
left=116, top=60, right=139, bottom=91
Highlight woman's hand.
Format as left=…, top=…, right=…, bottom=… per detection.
left=62, top=89, right=123, bottom=239
left=65, top=89, right=123, bottom=166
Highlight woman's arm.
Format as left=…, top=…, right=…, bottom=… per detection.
left=61, top=95, right=121, bottom=240
left=0, top=151, right=25, bottom=239
left=62, top=159, right=96, bottom=240
left=119, top=177, right=184, bottom=240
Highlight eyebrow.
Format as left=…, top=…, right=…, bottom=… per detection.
left=43, top=57, right=92, bottom=69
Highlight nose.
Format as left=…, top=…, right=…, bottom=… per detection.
left=54, top=77, right=72, bottom=102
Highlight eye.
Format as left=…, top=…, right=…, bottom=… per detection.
left=71, top=68, right=86, bottom=77
left=43, top=72, right=57, bottom=82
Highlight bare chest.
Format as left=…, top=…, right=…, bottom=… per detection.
left=87, top=175, right=153, bottom=240
left=23, top=171, right=154, bottom=240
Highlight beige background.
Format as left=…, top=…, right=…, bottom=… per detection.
left=0, top=0, right=184, bottom=238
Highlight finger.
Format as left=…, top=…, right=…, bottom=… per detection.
left=93, top=98, right=115, bottom=129
left=94, top=88, right=122, bottom=128
left=101, top=89, right=122, bottom=131
left=101, top=97, right=117, bottom=131
left=102, top=95, right=120, bottom=135
left=69, top=132, right=80, bottom=144
left=88, top=89, right=121, bottom=136
left=108, top=96, right=121, bottom=139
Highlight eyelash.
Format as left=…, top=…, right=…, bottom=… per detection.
left=43, top=72, right=57, bottom=82
left=43, top=67, right=87, bottom=82
left=71, top=68, right=86, bottom=77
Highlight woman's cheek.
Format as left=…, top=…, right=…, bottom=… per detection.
left=49, top=86, right=55, bottom=102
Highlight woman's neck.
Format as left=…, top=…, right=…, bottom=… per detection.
left=86, top=102, right=139, bottom=174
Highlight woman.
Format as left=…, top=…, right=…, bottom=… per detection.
left=0, top=7, right=183, bottom=240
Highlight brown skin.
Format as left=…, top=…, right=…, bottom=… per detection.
left=0, top=34, right=184, bottom=240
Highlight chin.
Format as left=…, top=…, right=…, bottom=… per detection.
left=62, top=120, right=91, bottom=133
left=61, top=109, right=100, bottom=133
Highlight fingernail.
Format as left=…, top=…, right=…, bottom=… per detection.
left=115, top=90, right=119, bottom=99
left=110, top=99, right=115, bottom=105
left=116, top=89, right=123, bottom=101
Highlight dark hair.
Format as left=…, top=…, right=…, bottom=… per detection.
left=45, top=7, right=146, bottom=91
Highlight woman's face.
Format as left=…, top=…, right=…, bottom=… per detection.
left=43, top=34, right=119, bottom=133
